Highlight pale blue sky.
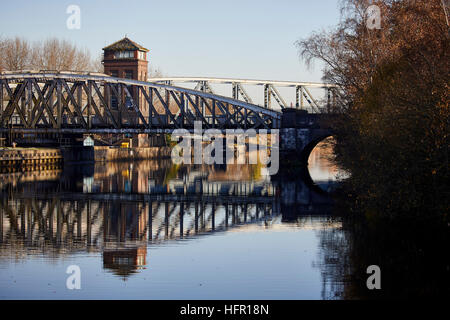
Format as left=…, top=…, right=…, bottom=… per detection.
left=0, top=0, right=340, bottom=82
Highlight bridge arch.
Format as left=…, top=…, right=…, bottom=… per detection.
left=300, top=131, right=334, bottom=164
left=299, top=133, right=337, bottom=195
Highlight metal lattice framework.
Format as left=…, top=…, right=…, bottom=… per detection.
left=148, top=77, right=337, bottom=112
left=0, top=71, right=282, bottom=134
left=0, top=195, right=278, bottom=248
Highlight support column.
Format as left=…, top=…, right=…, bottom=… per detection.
left=56, top=199, right=62, bottom=243
left=0, top=80, right=3, bottom=119
left=179, top=202, right=184, bottom=238
left=87, top=200, right=91, bottom=245
left=77, top=201, right=82, bottom=239
left=180, top=93, right=185, bottom=127
left=296, top=86, right=304, bottom=109
left=165, top=89, right=171, bottom=126
left=195, top=96, right=200, bottom=121
left=26, top=80, right=32, bottom=127
left=225, top=203, right=229, bottom=229
left=86, top=82, right=91, bottom=129
left=211, top=202, right=215, bottom=231
left=148, top=200, right=152, bottom=241
left=200, top=81, right=206, bottom=116
left=148, top=87, right=153, bottom=129
left=211, top=99, right=216, bottom=127
left=165, top=202, right=169, bottom=240
left=56, top=81, right=62, bottom=129
left=244, top=204, right=248, bottom=223
left=264, top=84, right=271, bottom=109
left=0, top=204, right=2, bottom=243
left=195, top=202, right=199, bottom=234
left=232, top=203, right=236, bottom=225
left=49, top=202, right=53, bottom=239
left=232, top=83, right=238, bottom=100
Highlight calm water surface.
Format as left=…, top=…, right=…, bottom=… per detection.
left=0, top=142, right=346, bottom=299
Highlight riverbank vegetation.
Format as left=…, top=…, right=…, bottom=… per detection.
left=297, top=0, right=449, bottom=222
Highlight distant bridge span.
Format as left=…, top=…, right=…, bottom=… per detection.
left=148, top=76, right=337, bottom=112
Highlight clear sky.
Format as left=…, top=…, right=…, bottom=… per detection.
left=0, top=0, right=340, bottom=82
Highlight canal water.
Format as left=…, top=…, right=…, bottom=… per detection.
left=0, top=142, right=396, bottom=299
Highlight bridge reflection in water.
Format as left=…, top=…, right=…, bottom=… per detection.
left=0, top=157, right=333, bottom=278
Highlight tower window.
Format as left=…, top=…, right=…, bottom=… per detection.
left=138, top=51, right=146, bottom=60
left=110, top=70, right=118, bottom=77
left=114, top=51, right=134, bottom=59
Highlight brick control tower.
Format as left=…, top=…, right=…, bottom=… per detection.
left=103, top=37, right=149, bottom=81
left=102, top=37, right=150, bottom=147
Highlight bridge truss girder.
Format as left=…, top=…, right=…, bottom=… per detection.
left=148, top=77, right=337, bottom=113
left=0, top=73, right=281, bottom=134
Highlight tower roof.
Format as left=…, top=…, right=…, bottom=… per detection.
left=103, top=37, right=149, bottom=52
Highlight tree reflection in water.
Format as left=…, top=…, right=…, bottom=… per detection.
left=310, top=139, right=449, bottom=299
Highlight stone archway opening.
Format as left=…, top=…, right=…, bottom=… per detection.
left=305, top=136, right=346, bottom=192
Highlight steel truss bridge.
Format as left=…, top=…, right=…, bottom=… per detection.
left=148, top=77, right=337, bottom=112
left=0, top=71, right=336, bottom=134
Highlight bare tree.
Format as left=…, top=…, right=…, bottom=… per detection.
left=148, top=65, right=164, bottom=78
left=31, top=38, right=93, bottom=71
left=0, top=37, right=33, bottom=71
left=0, top=36, right=98, bottom=72
left=91, top=53, right=104, bottom=73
